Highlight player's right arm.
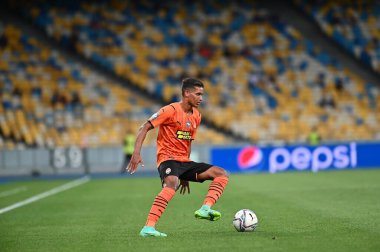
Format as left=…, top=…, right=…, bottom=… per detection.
left=127, top=121, right=153, bottom=174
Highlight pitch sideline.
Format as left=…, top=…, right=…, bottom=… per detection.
left=0, top=176, right=90, bottom=215
left=0, top=186, right=28, bottom=198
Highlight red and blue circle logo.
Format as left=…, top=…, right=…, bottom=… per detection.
left=237, top=146, right=263, bottom=170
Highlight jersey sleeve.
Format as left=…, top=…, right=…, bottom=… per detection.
left=148, top=105, right=175, bottom=128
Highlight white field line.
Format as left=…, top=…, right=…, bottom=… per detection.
left=0, top=186, right=28, bottom=198
left=0, top=176, right=90, bottom=215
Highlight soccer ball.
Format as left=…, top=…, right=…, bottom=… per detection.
left=233, top=209, right=258, bottom=232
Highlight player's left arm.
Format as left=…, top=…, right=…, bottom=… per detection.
left=177, top=179, right=190, bottom=195
left=178, top=142, right=193, bottom=195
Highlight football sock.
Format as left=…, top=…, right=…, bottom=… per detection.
left=201, top=205, right=210, bottom=211
left=203, top=176, right=229, bottom=207
left=145, top=187, right=176, bottom=227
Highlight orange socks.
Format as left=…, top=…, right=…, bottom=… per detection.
left=145, top=187, right=176, bottom=227
left=203, top=176, right=229, bottom=207
left=144, top=176, right=228, bottom=227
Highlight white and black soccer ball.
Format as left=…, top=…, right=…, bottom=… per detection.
left=233, top=209, right=258, bottom=232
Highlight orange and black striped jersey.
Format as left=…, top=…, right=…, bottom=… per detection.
left=148, top=102, right=201, bottom=167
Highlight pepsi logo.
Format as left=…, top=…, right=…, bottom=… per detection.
left=237, top=146, right=263, bottom=170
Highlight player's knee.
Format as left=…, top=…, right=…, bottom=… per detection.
left=219, top=168, right=229, bottom=178
left=163, top=176, right=178, bottom=190
left=163, top=183, right=177, bottom=190
left=213, top=166, right=229, bottom=178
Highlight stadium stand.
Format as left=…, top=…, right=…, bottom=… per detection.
left=0, top=20, right=232, bottom=149
left=2, top=0, right=380, bottom=147
left=294, top=0, right=380, bottom=74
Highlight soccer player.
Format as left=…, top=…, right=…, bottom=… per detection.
left=127, top=78, right=229, bottom=237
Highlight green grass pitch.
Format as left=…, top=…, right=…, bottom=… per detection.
left=1, top=169, right=380, bottom=252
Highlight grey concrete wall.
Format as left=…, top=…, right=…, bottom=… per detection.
left=86, top=147, right=124, bottom=173
left=0, top=144, right=212, bottom=176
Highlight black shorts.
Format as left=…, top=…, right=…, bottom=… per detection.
left=158, top=160, right=213, bottom=184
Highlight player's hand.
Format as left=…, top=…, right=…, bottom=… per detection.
left=177, top=180, right=190, bottom=195
left=127, top=153, right=144, bottom=175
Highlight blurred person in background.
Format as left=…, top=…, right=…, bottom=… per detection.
left=308, top=126, right=321, bottom=145
left=121, top=128, right=135, bottom=173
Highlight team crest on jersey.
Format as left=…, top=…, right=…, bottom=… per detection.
left=186, top=121, right=191, bottom=128
left=150, top=112, right=160, bottom=121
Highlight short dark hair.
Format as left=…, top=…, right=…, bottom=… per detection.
left=181, top=78, right=204, bottom=95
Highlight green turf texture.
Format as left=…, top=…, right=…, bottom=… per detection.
left=1, top=169, right=380, bottom=252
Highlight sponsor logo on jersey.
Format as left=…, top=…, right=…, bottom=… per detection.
left=177, top=130, right=192, bottom=140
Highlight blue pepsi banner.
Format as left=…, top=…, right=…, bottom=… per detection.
left=211, top=142, right=380, bottom=173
